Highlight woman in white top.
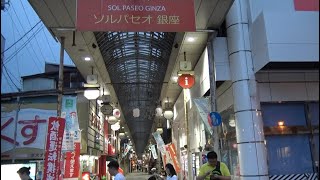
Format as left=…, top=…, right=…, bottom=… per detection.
left=165, top=163, right=178, bottom=180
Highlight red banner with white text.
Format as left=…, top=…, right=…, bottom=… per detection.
left=43, top=117, right=65, bottom=180
left=76, top=0, right=195, bottom=32
left=64, top=142, right=80, bottom=178
left=162, top=143, right=181, bottom=173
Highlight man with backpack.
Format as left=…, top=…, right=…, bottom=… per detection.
left=196, top=151, right=231, bottom=180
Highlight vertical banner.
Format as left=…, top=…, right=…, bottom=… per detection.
left=152, top=131, right=166, bottom=154
left=43, top=117, right=65, bottom=180
left=162, top=143, right=180, bottom=173
left=62, top=96, right=80, bottom=152
left=150, top=145, right=158, bottom=159
left=122, top=144, right=132, bottom=158
left=64, top=142, right=81, bottom=178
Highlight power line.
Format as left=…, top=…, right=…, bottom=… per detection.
left=11, top=15, right=21, bottom=79
left=4, top=24, right=44, bottom=65
left=18, top=1, right=48, bottom=63
left=3, top=65, right=20, bottom=91
left=6, top=10, right=42, bottom=71
left=42, top=28, right=58, bottom=63
left=0, top=20, right=41, bottom=55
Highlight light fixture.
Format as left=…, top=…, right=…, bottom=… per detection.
left=84, top=57, right=91, bottom=61
left=229, top=115, right=236, bottom=127
left=172, top=76, right=178, bottom=82
left=155, top=102, right=163, bottom=117
left=119, top=132, right=125, bottom=139
left=187, top=37, right=195, bottom=42
left=163, top=97, right=174, bottom=120
left=84, top=88, right=100, bottom=100
left=156, top=127, right=163, bottom=134
left=108, top=116, right=118, bottom=125
left=278, top=120, right=285, bottom=126
left=111, top=122, right=120, bottom=131
left=84, top=67, right=100, bottom=100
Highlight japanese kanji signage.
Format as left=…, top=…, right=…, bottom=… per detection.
left=162, top=143, right=181, bottom=173
left=64, top=142, right=80, bottom=178
left=76, top=0, right=195, bottom=32
left=62, top=96, right=80, bottom=152
left=178, top=74, right=195, bottom=89
left=1, top=109, right=56, bottom=154
left=43, top=117, right=65, bottom=180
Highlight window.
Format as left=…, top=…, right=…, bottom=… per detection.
left=265, top=135, right=313, bottom=175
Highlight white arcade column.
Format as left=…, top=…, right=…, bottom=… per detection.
left=226, top=0, right=269, bottom=179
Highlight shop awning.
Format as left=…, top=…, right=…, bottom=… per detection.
left=193, top=98, right=213, bottom=135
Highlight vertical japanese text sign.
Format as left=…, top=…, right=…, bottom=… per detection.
left=77, top=0, right=196, bottom=32
left=43, top=117, right=65, bottom=180
left=64, top=142, right=81, bottom=178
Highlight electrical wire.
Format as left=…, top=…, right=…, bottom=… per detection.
left=5, top=10, right=42, bottom=71
left=11, top=3, right=45, bottom=67
left=0, top=20, right=41, bottom=55
left=18, top=1, right=48, bottom=63
left=11, top=15, right=21, bottom=79
left=42, top=28, right=58, bottom=63
left=4, top=24, right=44, bottom=65
left=3, top=65, right=20, bottom=91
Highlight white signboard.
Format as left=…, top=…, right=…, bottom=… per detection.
left=1, top=109, right=56, bottom=153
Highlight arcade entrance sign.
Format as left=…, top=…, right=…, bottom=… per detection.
left=77, top=0, right=195, bottom=32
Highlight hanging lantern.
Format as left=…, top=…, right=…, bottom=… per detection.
left=108, top=116, right=118, bottom=125
left=133, top=108, right=140, bottom=117
left=155, top=106, right=163, bottom=117
left=111, top=122, right=121, bottom=131
left=113, top=108, right=121, bottom=119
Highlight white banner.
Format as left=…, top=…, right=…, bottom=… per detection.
left=152, top=131, right=166, bottom=154
left=122, top=144, right=132, bottom=158
left=1, top=108, right=57, bottom=153
left=62, top=96, right=80, bottom=152
left=151, top=145, right=158, bottom=159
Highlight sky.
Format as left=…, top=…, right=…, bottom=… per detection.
left=1, top=1, right=74, bottom=93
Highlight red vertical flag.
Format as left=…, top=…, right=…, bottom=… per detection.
left=43, top=117, right=65, bottom=180
left=64, top=142, right=81, bottom=178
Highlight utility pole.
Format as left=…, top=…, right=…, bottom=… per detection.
left=57, top=36, right=65, bottom=117
left=12, top=96, right=21, bottom=163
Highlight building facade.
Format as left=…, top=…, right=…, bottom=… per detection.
left=172, top=0, right=319, bottom=179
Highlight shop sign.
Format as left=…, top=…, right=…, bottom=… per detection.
left=64, top=142, right=81, bottom=178
left=294, top=0, right=319, bottom=11
left=82, top=172, right=90, bottom=180
left=178, top=74, right=195, bottom=89
left=1, top=109, right=56, bottom=153
left=76, top=0, right=195, bottom=32
left=162, top=143, right=180, bottom=173
left=43, top=117, right=65, bottom=180
left=90, top=113, right=102, bottom=132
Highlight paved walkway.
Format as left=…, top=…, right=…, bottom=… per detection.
left=126, top=172, right=153, bottom=180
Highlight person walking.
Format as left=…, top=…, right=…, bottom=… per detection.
left=196, top=151, right=231, bottom=180
left=165, top=163, right=178, bottom=180
left=107, top=160, right=126, bottom=180
left=17, top=167, right=33, bottom=180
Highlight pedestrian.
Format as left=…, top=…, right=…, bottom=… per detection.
left=165, top=163, right=177, bottom=180
left=17, top=166, right=33, bottom=180
left=107, top=160, right=126, bottom=180
left=196, top=151, right=231, bottom=180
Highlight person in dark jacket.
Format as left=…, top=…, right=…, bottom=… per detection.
left=17, top=167, right=33, bottom=180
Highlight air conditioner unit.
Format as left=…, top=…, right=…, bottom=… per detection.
left=86, top=75, right=98, bottom=84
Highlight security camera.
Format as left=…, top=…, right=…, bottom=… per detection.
left=92, top=43, right=97, bottom=49
left=174, top=43, right=179, bottom=49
